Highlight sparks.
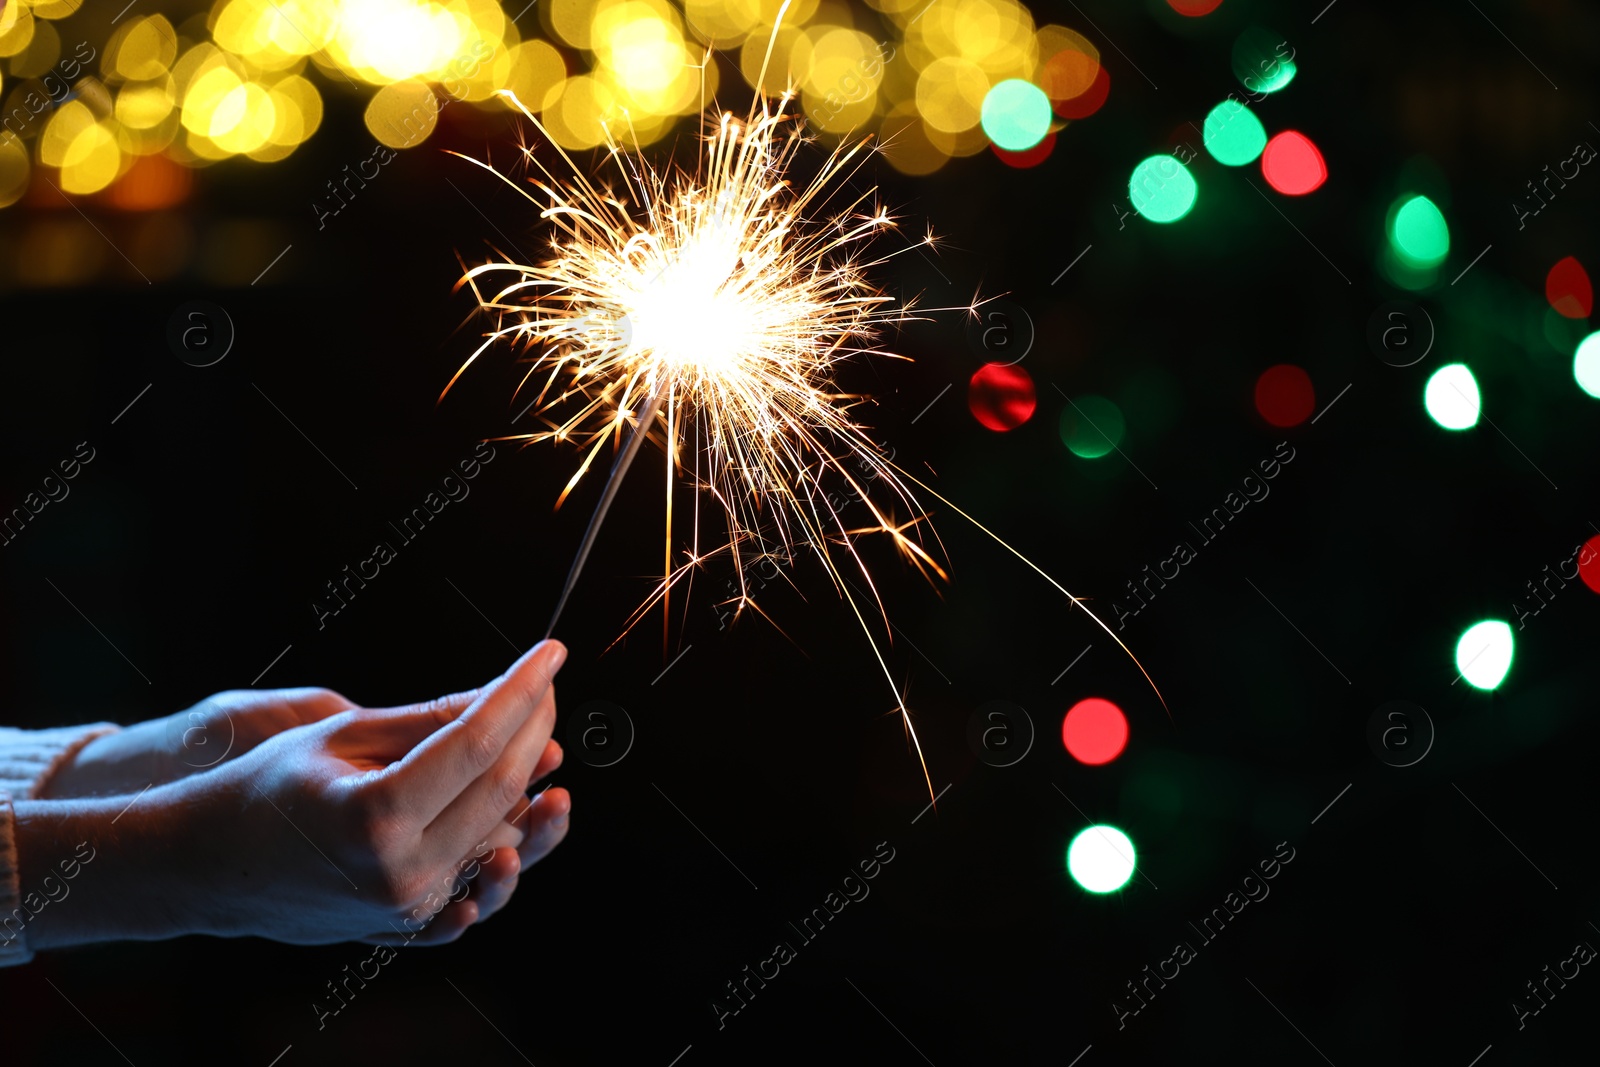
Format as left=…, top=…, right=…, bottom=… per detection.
left=444, top=53, right=1165, bottom=806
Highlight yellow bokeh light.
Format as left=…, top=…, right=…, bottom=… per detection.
left=923, top=114, right=988, bottom=156
left=906, top=0, right=1035, bottom=81
left=182, top=65, right=244, bottom=135
left=119, top=108, right=180, bottom=156
left=593, top=1, right=698, bottom=116
left=803, top=27, right=882, bottom=97
left=739, top=23, right=810, bottom=96
left=40, top=99, right=94, bottom=166
left=878, top=105, right=947, bottom=175
left=803, top=83, right=875, bottom=134
left=0, top=4, right=34, bottom=59
left=212, top=0, right=334, bottom=71
left=548, top=0, right=595, bottom=49
left=246, top=138, right=298, bottom=162
left=268, top=73, right=322, bottom=144
left=211, top=82, right=277, bottom=152
left=115, top=78, right=177, bottom=130
left=683, top=0, right=821, bottom=44
left=0, top=136, right=30, bottom=208
left=865, top=0, right=922, bottom=13
left=682, top=0, right=762, bottom=44
left=364, top=78, right=438, bottom=148
left=334, top=0, right=463, bottom=84
left=60, top=121, right=123, bottom=193
left=1036, top=24, right=1098, bottom=99
left=542, top=72, right=616, bottom=149
left=502, top=39, right=565, bottom=112
left=11, top=17, right=60, bottom=79
left=110, top=16, right=178, bottom=81
left=438, top=32, right=510, bottom=103
left=185, top=128, right=233, bottom=161
left=915, top=55, right=988, bottom=132
left=0, top=0, right=1076, bottom=210
left=29, top=0, right=85, bottom=20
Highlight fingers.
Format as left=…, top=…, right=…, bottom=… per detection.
left=352, top=690, right=482, bottom=751
left=377, top=641, right=565, bottom=824
left=360, top=901, right=479, bottom=947
left=530, top=738, right=563, bottom=784
left=460, top=846, right=521, bottom=923
left=365, top=688, right=482, bottom=724
left=359, top=847, right=519, bottom=945
left=357, top=805, right=569, bottom=947
left=460, top=796, right=570, bottom=927
left=419, top=682, right=558, bottom=865
left=510, top=787, right=570, bottom=870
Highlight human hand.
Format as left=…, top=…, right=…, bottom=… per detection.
left=41, top=686, right=362, bottom=798
left=15, top=641, right=572, bottom=952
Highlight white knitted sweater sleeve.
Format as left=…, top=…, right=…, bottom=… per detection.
left=0, top=724, right=119, bottom=967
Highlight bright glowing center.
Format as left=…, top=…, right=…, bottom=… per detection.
left=626, top=222, right=757, bottom=372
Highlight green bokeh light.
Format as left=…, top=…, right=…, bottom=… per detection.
left=1067, top=824, right=1137, bottom=893
left=1423, top=363, right=1480, bottom=430
left=980, top=79, right=1052, bottom=152
left=1232, top=27, right=1297, bottom=94
left=1059, top=395, right=1126, bottom=458
left=1389, top=195, right=1450, bottom=269
left=1202, top=99, right=1267, bottom=166
left=1455, top=620, right=1514, bottom=690
left=1129, top=155, right=1197, bottom=223
left=1574, top=331, right=1600, bottom=398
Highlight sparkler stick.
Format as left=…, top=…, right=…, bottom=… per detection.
left=543, top=379, right=667, bottom=639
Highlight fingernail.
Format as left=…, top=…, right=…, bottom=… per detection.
left=542, top=640, right=568, bottom=673
left=552, top=813, right=568, bottom=830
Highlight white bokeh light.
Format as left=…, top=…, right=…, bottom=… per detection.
left=1455, top=619, right=1514, bottom=690
left=1424, top=363, right=1481, bottom=430
left=1067, top=824, right=1137, bottom=893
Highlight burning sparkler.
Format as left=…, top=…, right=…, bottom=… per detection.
left=442, top=23, right=1165, bottom=802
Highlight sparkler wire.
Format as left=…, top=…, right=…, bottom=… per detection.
left=543, top=378, right=668, bottom=639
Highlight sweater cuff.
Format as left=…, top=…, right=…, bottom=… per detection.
left=0, top=794, right=27, bottom=967
left=0, top=723, right=120, bottom=968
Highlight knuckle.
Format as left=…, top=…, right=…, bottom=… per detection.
left=426, top=689, right=479, bottom=726
left=466, top=724, right=501, bottom=772
left=489, top=762, right=526, bottom=809
left=297, top=686, right=348, bottom=709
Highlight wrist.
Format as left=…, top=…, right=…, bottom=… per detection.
left=37, top=719, right=171, bottom=800
left=12, top=784, right=207, bottom=951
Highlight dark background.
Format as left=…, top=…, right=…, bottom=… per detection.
left=3, top=0, right=1598, bottom=1063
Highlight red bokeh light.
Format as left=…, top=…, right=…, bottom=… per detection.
left=968, top=363, right=1036, bottom=431
left=1580, top=535, right=1600, bottom=594
left=1261, top=131, right=1327, bottom=195
left=1054, top=64, right=1110, bottom=120
left=1254, top=364, right=1315, bottom=427
left=1167, top=0, right=1224, bottom=14
left=1546, top=256, right=1593, bottom=319
left=1062, top=698, right=1129, bottom=765
left=993, top=130, right=1056, bottom=169
left=1042, top=49, right=1098, bottom=101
